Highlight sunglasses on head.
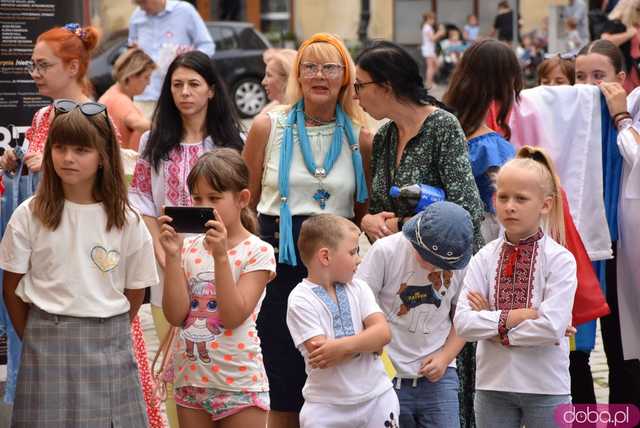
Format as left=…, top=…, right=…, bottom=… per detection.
left=53, top=99, right=107, bottom=116
left=543, top=51, right=576, bottom=61
left=53, top=99, right=114, bottom=139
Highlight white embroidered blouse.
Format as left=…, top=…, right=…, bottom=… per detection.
left=454, top=231, right=577, bottom=395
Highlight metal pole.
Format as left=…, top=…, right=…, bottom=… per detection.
left=358, top=0, right=370, bottom=46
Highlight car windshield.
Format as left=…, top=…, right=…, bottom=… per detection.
left=207, top=25, right=237, bottom=51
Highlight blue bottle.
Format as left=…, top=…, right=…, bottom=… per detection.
left=389, top=184, right=445, bottom=214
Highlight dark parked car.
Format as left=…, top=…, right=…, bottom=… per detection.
left=89, top=21, right=271, bottom=118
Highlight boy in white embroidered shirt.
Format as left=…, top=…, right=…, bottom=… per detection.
left=286, top=214, right=399, bottom=428
left=356, top=201, right=474, bottom=428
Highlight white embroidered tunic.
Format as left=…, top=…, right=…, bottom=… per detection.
left=454, top=231, right=577, bottom=395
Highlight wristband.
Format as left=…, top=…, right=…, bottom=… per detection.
left=616, top=117, right=633, bottom=131
left=612, top=111, right=631, bottom=121
left=615, top=113, right=632, bottom=128
left=612, top=111, right=631, bottom=123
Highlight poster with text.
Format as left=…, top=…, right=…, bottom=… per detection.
left=0, top=0, right=83, bottom=151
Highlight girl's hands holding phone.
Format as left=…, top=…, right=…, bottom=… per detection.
left=204, top=209, right=228, bottom=259
left=158, top=215, right=183, bottom=258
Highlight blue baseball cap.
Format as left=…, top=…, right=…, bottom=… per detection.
left=402, top=201, right=473, bottom=270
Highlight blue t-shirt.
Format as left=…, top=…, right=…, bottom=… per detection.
left=128, top=0, right=215, bottom=101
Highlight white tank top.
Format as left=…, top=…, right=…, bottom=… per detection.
left=257, top=110, right=360, bottom=218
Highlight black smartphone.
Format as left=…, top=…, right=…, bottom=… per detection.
left=164, top=206, right=215, bottom=233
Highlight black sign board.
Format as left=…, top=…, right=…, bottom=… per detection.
left=0, top=0, right=84, bottom=150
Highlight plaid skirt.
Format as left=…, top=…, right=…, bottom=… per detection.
left=11, top=306, right=149, bottom=428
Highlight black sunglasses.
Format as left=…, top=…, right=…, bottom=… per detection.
left=53, top=99, right=107, bottom=116
left=53, top=99, right=114, bottom=137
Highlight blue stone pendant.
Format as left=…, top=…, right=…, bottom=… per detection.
left=313, top=188, right=330, bottom=209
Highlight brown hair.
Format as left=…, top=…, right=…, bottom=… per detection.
left=36, top=25, right=100, bottom=95
left=34, top=108, right=131, bottom=231
left=297, top=214, right=360, bottom=267
left=577, top=39, right=626, bottom=73
left=187, top=149, right=258, bottom=234
left=499, top=146, right=565, bottom=245
left=537, top=56, right=575, bottom=85
left=444, top=39, right=523, bottom=139
left=112, top=47, right=156, bottom=84
left=422, top=11, right=436, bottom=26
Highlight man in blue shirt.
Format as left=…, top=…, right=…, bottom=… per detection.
left=129, top=0, right=215, bottom=117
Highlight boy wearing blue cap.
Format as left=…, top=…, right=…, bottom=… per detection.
left=356, top=201, right=474, bottom=428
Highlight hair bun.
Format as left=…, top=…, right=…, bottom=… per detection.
left=80, top=26, right=100, bottom=52
left=62, top=23, right=100, bottom=52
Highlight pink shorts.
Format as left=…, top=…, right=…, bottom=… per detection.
left=175, top=386, right=269, bottom=421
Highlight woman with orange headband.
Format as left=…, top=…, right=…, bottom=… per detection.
left=243, top=33, right=372, bottom=427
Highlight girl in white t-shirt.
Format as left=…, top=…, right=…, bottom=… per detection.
left=454, top=146, right=577, bottom=428
left=0, top=102, right=158, bottom=427
left=421, top=11, right=443, bottom=87
left=158, top=149, right=276, bottom=427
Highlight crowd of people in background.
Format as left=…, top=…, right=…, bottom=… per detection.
left=0, top=0, right=638, bottom=427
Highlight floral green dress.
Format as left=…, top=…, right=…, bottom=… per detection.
left=369, top=108, right=482, bottom=427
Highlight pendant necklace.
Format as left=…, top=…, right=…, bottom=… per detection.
left=312, top=167, right=330, bottom=209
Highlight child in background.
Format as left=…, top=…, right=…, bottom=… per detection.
left=421, top=11, right=444, bottom=88
left=454, top=146, right=577, bottom=428
left=565, top=17, right=585, bottom=51
left=537, top=54, right=575, bottom=86
left=463, top=14, right=480, bottom=42
left=356, top=201, right=474, bottom=428
left=0, top=102, right=157, bottom=427
left=159, top=149, right=276, bottom=428
left=287, top=214, right=399, bottom=428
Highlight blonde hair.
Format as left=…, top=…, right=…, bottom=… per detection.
left=498, top=146, right=565, bottom=245
left=297, top=214, right=360, bottom=267
left=284, top=33, right=367, bottom=125
left=112, top=47, right=156, bottom=84
left=609, top=0, right=640, bottom=27
left=263, top=48, right=297, bottom=79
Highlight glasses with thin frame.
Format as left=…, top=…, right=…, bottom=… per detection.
left=299, top=62, right=345, bottom=79
left=353, top=81, right=378, bottom=95
left=27, top=60, right=58, bottom=75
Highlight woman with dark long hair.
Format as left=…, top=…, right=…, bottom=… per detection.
left=354, top=40, right=483, bottom=428
left=128, top=50, right=244, bottom=427
left=443, top=39, right=522, bottom=242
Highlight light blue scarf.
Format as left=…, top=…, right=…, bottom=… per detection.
left=277, top=100, right=368, bottom=266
